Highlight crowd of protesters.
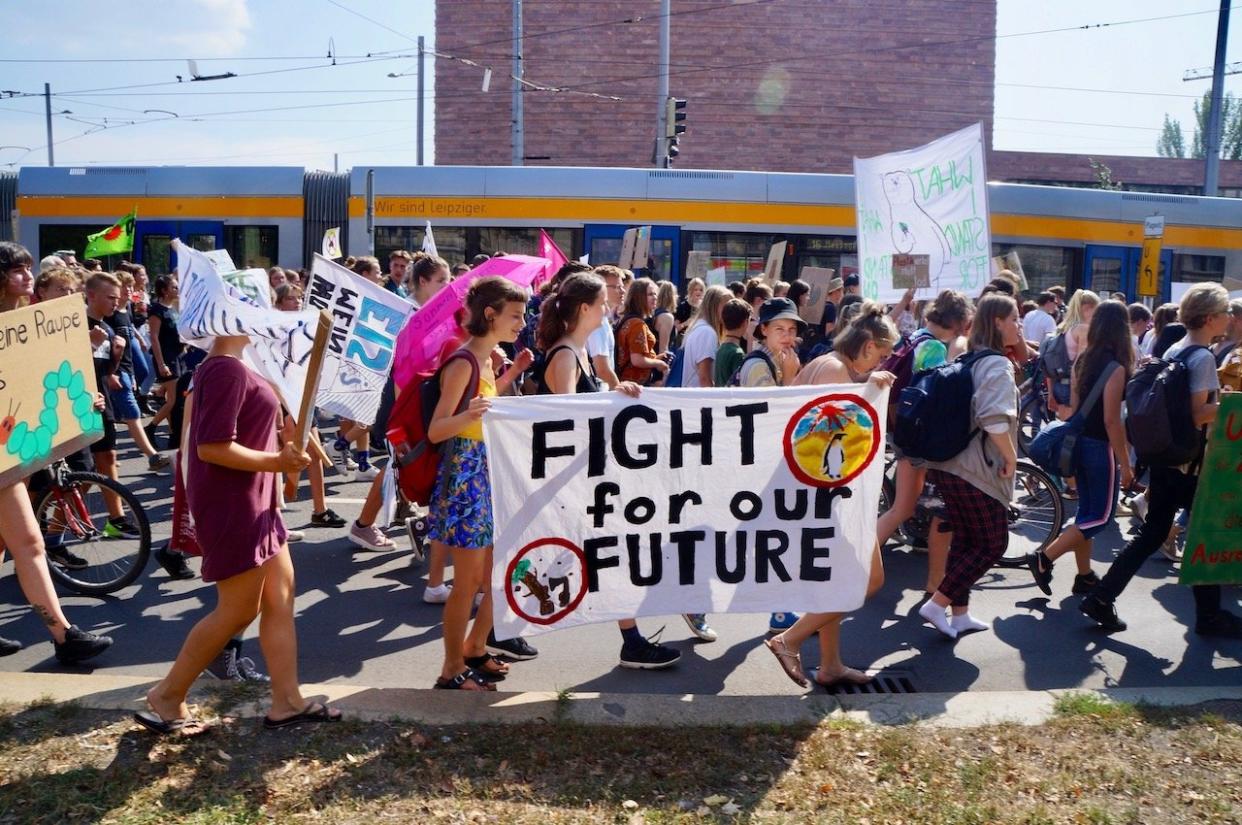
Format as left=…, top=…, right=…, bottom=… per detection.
left=1, top=238, right=1240, bottom=733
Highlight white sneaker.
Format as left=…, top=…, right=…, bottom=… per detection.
left=349, top=521, right=395, bottom=551
left=285, top=529, right=305, bottom=544
left=423, top=583, right=452, bottom=604
left=1132, top=494, right=1149, bottom=522
left=353, top=465, right=380, bottom=482
left=333, top=442, right=357, bottom=470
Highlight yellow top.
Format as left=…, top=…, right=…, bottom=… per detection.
left=458, top=366, right=496, bottom=442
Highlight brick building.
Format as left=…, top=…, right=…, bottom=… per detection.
left=435, top=1, right=1242, bottom=194
left=435, top=0, right=996, bottom=173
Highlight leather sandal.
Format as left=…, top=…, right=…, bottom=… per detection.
left=764, top=635, right=808, bottom=688
left=433, top=668, right=496, bottom=691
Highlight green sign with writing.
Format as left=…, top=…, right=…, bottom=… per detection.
left=1180, top=393, right=1242, bottom=586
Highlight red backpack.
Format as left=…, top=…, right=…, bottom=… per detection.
left=386, top=349, right=480, bottom=506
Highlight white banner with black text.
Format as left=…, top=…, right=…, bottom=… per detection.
left=484, top=385, right=888, bottom=639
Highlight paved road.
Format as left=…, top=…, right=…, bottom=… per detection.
left=2, top=435, right=1239, bottom=697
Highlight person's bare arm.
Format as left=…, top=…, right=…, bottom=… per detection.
left=592, top=354, right=619, bottom=390
left=695, top=357, right=714, bottom=387
left=198, top=415, right=309, bottom=473
left=1102, top=370, right=1133, bottom=488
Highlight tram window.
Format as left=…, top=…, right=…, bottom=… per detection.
left=477, top=228, right=577, bottom=262
left=991, top=244, right=1080, bottom=295
left=1171, top=253, right=1225, bottom=284
left=37, top=224, right=99, bottom=262
left=143, top=235, right=173, bottom=276
left=225, top=225, right=278, bottom=270
left=688, top=231, right=773, bottom=281
left=376, top=226, right=467, bottom=267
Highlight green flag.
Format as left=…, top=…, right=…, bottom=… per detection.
left=84, top=209, right=136, bottom=259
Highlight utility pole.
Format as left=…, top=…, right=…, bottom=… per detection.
left=655, top=0, right=670, bottom=168
left=365, top=168, right=375, bottom=255
left=43, top=83, right=54, bottom=167
left=333, top=153, right=339, bottom=173
left=511, top=0, right=524, bottom=166
left=1204, top=0, right=1231, bottom=197
left=417, top=35, right=425, bottom=166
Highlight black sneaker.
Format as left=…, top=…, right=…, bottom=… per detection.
left=154, top=543, right=196, bottom=580
left=619, top=634, right=681, bottom=670
left=147, top=453, right=171, bottom=471
left=1079, top=594, right=1127, bottom=632
left=310, top=508, right=347, bottom=528
left=1025, top=552, right=1053, bottom=596
left=486, top=631, right=539, bottom=661
left=46, top=543, right=89, bottom=570
left=54, top=625, right=113, bottom=664
left=1071, top=571, right=1101, bottom=595
left=1195, top=610, right=1242, bottom=640
left=0, top=636, right=21, bottom=656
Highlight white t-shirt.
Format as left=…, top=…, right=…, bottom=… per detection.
left=681, top=320, right=718, bottom=388
left=1022, top=308, right=1056, bottom=346
left=587, top=318, right=614, bottom=371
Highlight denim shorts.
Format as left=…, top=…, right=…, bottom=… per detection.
left=1073, top=436, right=1118, bottom=539
left=108, top=371, right=143, bottom=422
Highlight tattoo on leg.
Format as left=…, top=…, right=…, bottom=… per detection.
left=34, top=605, right=60, bottom=630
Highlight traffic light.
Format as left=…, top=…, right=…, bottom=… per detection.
left=664, top=97, right=687, bottom=165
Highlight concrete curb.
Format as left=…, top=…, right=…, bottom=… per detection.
left=4, top=672, right=1240, bottom=728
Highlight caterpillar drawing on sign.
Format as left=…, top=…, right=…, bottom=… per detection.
left=882, top=171, right=949, bottom=281
left=1, top=361, right=102, bottom=467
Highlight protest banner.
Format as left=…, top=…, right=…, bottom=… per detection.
left=203, top=249, right=237, bottom=273
left=294, top=311, right=333, bottom=450
left=633, top=226, right=652, bottom=271
left=0, top=294, right=104, bottom=489
left=1180, top=394, right=1242, bottom=586
left=685, top=250, right=710, bottom=283
left=176, top=241, right=321, bottom=424
left=422, top=221, right=438, bottom=257
left=322, top=227, right=342, bottom=259
left=763, top=241, right=787, bottom=284
left=534, top=229, right=569, bottom=289
left=707, top=266, right=728, bottom=287
left=220, top=269, right=270, bottom=306
left=854, top=123, right=990, bottom=303
left=305, top=253, right=413, bottom=424
left=485, top=384, right=888, bottom=639
left=797, top=267, right=836, bottom=325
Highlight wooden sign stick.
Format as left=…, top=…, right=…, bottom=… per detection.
left=294, top=310, right=333, bottom=453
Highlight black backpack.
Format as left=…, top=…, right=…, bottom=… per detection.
left=893, top=349, right=1003, bottom=462
left=727, top=349, right=778, bottom=387
left=1039, top=331, right=1073, bottom=402
left=1125, top=344, right=1209, bottom=468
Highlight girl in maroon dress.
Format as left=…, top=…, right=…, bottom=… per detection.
left=136, top=334, right=340, bottom=735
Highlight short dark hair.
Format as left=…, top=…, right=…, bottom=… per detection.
left=464, top=276, right=528, bottom=337
left=843, top=273, right=860, bottom=288
left=726, top=280, right=745, bottom=297
left=1127, top=302, right=1152, bottom=324
left=721, top=298, right=752, bottom=331
left=0, top=241, right=33, bottom=275
left=1036, top=291, right=1056, bottom=307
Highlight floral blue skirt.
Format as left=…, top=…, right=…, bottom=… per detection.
left=428, top=436, right=493, bottom=549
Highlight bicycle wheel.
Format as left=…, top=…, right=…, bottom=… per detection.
left=997, top=461, right=1063, bottom=567
left=34, top=471, right=152, bottom=596
left=1017, top=393, right=1046, bottom=458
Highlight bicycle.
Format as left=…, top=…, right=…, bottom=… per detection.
left=1016, top=358, right=1052, bottom=458
left=880, top=454, right=1064, bottom=567
left=32, top=459, right=152, bottom=596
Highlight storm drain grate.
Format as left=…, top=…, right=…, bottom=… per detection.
left=820, top=671, right=918, bottom=696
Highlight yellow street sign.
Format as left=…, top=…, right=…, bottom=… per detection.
left=1137, top=216, right=1164, bottom=298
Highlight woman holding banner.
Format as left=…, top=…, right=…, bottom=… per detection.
left=0, top=241, right=114, bottom=664
left=536, top=272, right=682, bottom=670
left=765, top=303, right=897, bottom=689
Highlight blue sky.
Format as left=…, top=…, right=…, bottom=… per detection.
left=0, top=0, right=1236, bottom=170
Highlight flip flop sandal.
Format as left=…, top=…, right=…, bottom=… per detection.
left=262, top=702, right=342, bottom=730
left=133, top=710, right=211, bottom=737
left=810, top=667, right=873, bottom=692
left=763, top=636, right=808, bottom=688
left=464, top=654, right=509, bottom=680
left=433, top=668, right=497, bottom=691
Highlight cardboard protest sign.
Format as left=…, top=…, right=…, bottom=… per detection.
left=305, top=253, right=414, bottom=425
left=891, top=254, right=930, bottom=290
left=763, top=241, right=787, bottom=284
left=990, top=250, right=1027, bottom=292
left=1180, top=394, right=1242, bottom=586
left=484, top=384, right=888, bottom=639
left=0, top=294, right=104, bottom=489
left=618, top=228, right=637, bottom=270
left=854, top=123, right=990, bottom=303
left=797, top=267, right=836, bottom=325
left=707, top=266, right=728, bottom=287
left=685, top=250, right=710, bottom=283
left=322, top=227, right=342, bottom=259
left=176, top=241, right=322, bottom=424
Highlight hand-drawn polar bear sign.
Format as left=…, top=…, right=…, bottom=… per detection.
left=854, top=123, right=991, bottom=304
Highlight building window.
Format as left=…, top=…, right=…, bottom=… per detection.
left=991, top=244, right=1081, bottom=295
left=225, top=225, right=279, bottom=270
left=1171, top=253, right=1225, bottom=284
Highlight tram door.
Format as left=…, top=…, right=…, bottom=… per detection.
left=582, top=224, right=680, bottom=283
left=134, top=220, right=224, bottom=275
left=1083, top=244, right=1172, bottom=303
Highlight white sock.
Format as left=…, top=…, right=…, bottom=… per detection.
left=919, top=600, right=958, bottom=638
left=950, top=612, right=990, bottom=633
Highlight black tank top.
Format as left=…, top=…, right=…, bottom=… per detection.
left=1079, top=361, right=1117, bottom=441
left=537, top=344, right=602, bottom=395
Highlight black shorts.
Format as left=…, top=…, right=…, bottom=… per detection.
left=90, top=415, right=118, bottom=453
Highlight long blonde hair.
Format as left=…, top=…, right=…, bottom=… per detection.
left=691, top=285, right=732, bottom=338
left=1058, top=289, right=1099, bottom=333
left=656, top=280, right=677, bottom=313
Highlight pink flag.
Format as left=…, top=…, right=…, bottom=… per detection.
left=534, top=229, right=569, bottom=288
left=392, top=254, right=547, bottom=391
